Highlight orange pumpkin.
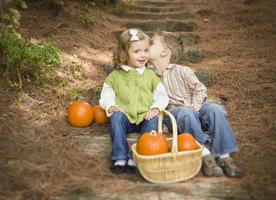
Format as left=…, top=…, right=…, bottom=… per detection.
left=178, top=133, right=198, bottom=151
left=67, top=102, right=94, bottom=128
left=93, top=105, right=109, bottom=124
left=136, top=131, right=169, bottom=155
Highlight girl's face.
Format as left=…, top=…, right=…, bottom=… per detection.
left=127, top=39, right=149, bottom=68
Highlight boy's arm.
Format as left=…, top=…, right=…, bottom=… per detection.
left=180, top=67, right=207, bottom=108
left=99, top=83, right=117, bottom=116
left=151, top=82, right=169, bottom=111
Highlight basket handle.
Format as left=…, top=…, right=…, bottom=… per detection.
left=158, top=110, right=178, bottom=154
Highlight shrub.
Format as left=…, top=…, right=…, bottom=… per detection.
left=0, top=31, right=61, bottom=91
left=80, top=7, right=102, bottom=26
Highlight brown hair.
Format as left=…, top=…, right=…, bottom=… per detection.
left=154, top=31, right=183, bottom=63
left=113, top=28, right=149, bottom=68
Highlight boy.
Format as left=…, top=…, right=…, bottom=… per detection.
left=148, top=31, right=243, bottom=178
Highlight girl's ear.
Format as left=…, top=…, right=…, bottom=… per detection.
left=161, top=47, right=170, bottom=57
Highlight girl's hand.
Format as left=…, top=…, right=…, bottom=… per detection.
left=108, top=106, right=125, bottom=114
left=144, top=108, right=160, bottom=120
left=190, top=104, right=202, bottom=112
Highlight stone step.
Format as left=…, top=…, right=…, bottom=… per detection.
left=101, top=63, right=211, bottom=87
left=126, top=19, right=195, bottom=32
left=181, top=48, right=204, bottom=63
left=113, top=30, right=199, bottom=45
left=63, top=177, right=251, bottom=200
left=123, top=10, right=192, bottom=20
left=195, top=71, right=213, bottom=87
left=73, top=134, right=251, bottom=200
left=135, top=0, right=187, bottom=7
left=133, top=5, right=188, bottom=12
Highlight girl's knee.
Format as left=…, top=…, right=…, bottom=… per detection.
left=110, top=112, right=127, bottom=123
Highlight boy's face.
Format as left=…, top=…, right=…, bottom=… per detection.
left=149, top=35, right=166, bottom=61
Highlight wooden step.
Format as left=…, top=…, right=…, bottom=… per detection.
left=126, top=19, right=195, bottom=32
left=123, top=10, right=192, bottom=20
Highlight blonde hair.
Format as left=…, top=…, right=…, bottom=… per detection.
left=113, top=28, right=149, bottom=68
left=154, top=31, right=183, bottom=63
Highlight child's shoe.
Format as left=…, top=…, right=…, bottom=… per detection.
left=202, top=154, right=224, bottom=177
left=111, top=160, right=127, bottom=174
left=127, top=159, right=136, bottom=174
left=217, top=157, right=243, bottom=178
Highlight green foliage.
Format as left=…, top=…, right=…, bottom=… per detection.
left=51, top=0, right=65, bottom=14
left=0, top=32, right=61, bottom=69
left=73, top=69, right=84, bottom=80
left=16, top=0, right=28, bottom=9
left=68, top=87, right=82, bottom=100
left=80, top=7, right=102, bottom=26
left=1, top=8, right=21, bottom=26
left=0, top=31, right=61, bottom=91
left=114, top=1, right=135, bottom=14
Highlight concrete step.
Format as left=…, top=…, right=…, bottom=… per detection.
left=123, top=10, right=192, bottom=20
left=126, top=19, right=195, bottom=32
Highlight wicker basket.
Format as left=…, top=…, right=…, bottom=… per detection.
left=131, top=110, right=203, bottom=184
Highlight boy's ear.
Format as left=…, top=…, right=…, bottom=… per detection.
left=161, top=47, right=170, bottom=57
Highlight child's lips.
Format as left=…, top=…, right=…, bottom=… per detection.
left=138, top=59, right=147, bottom=64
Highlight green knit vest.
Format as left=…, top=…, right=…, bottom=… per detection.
left=106, top=68, right=160, bottom=124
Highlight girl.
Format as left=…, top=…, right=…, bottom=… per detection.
left=99, top=29, right=169, bottom=174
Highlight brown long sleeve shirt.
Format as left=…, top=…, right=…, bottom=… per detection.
left=160, top=64, right=207, bottom=110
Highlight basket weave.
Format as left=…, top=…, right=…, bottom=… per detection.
left=132, top=110, right=203, bottom=184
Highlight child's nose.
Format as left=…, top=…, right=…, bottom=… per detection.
left=142, top=51, right=149, bottom=58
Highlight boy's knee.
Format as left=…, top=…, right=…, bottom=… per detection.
left=203, top=103, right=226, bottom=116
left=176, top=108, right=196, bottom=119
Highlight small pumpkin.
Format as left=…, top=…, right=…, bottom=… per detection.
left=67, top=102, right=94, bottom=128
left=178, top=133, right=198, bottom=151
left=93, top=105, right=109, bottom=124
left=136, top=131, right=169, bottom=155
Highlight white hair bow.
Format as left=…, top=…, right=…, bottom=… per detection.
left=129, top=29, right=139, bottom=41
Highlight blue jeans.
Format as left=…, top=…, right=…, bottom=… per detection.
left=164, top=103, right=239, bottom=155
left=109, top=112, right=158, bottom=161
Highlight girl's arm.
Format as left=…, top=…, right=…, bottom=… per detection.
left=151, top=81, right=169, bottom=111
left=145, top=82, right=169, bottom=120
left=99, top=83, right=118, bottom=116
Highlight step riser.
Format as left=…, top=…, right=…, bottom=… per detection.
left=123, top=12, right=192, bottom=20
left=113, top=31, right=199, bottom=45
left=126, top=21, right=195, bottom=32
left=133, top=6, right=187, bottom=12
left=135, top=1, right=187, bottom=7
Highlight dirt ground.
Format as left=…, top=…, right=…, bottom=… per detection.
left=0, top=0, right=275, bottom=199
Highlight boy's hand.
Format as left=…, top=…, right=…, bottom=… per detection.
left=144, top=108, right=160, bottom=120
left=190, top=104, right=202, bottom=112
left=108, top=106, right=125, bottom=114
